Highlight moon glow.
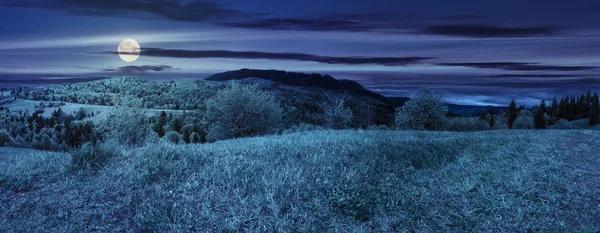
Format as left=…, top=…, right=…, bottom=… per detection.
left=118, top=39, right=140, bottom=62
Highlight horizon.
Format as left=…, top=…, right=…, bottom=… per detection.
left=2, top=0, right=600, bottom=107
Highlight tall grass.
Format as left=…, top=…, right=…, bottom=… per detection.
left=1, top=130, right=599, bottom=232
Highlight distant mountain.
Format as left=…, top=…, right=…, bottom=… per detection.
left=205, top=68, right=390, bottom=104
left=206, top=69, right=509, bottom=117
left=447, top=104, right=508, bottom=117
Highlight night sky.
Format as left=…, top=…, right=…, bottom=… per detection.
left=1, top=0, right=600, bottom=107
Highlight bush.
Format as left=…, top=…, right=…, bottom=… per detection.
left=442, top=117, right=489, bottom=132
left=283, top=123, right=325, bottom=134
left=554, top=119, right=573, bottom=130
left=95, top=106, right=154, bottom=146
left=366, top=124, right=391, bottom=130
left=395, top=90, right=448, bottom=130
left=204, top=81, right=283, bottom=141
left=492, top=123, right=509, bottom=130
left=512, top=110, right=534, bottom=129
left=71, top=141, right=120, bottom=171
left=163, top=131, right=183, bottom=144
left=0, top=129, right=14, bottom=147
left=320, top=91, right=353, bottom=129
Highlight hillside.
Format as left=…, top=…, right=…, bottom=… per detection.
left=205, top=68, right=390, bottom=104
left=207, top=69, right=512, bottom=117
left=1, top=130, right=599, bottom=232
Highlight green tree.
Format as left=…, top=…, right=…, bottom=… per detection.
left=534, top=100, right=547, bottom=129
left=320, top=91, right=353, bottom=129
left=589, top=92, right=600, bottom=126
left=204, top=81, right=283, bottom=141
left=513, top=109, right=534, bottom=129
left=395, top=90, right=448, bottom=130
left=0, top=129, right=14, bottom=147
left=487, top=110, right=495, bottom=129
left=506, top=99, right=518, bottom=129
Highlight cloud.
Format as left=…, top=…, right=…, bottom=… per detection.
left=2, top=0, right=248, bottom=22
left=420, top=24, right=560, bottom=38
left=437, top=62, right=598, bottom=71
left=108, top=48, right=434, bottom=66
left=221, top=18, right=372, bottom=32
left=104, top=65, right=178, bottom=72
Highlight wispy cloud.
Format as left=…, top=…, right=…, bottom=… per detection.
left=104, top=65, right=178, bottom=73
left=2, top=0, right=247, bottom=22
left=109, top=48, right=435, bottom=66
left=221, top=18, right=374, bottom=32
left=437, top=62, right=598, bottom=71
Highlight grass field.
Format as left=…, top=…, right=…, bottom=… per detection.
left=0, top=129, right=599, bottom=232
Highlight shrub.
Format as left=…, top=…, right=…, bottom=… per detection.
left=320, top=91, right=353, bottom=129
left=189, top=132, right=202, bottom=143
left=442, top=117, right=489, bottom=132
left=283, top=123, right=325, bottom=134
left=395, top=90, right=448, bottom=130
left=204, top=81, right=283, bottom=141
left=95, top=106, right=153, bottom=146
left=163, top=131, right=183, bottom=144
left=492, top=123, right=509, bottom=130
left=13, top=136, right=29, bottom=148
left=366, top=124, right=391, bottom=130
left=554, top=119, right=573, bottom=130
left=0, top=129, right=14, bottom=147
left=71, top=141, right=120, bottom=171
left=512, top=109, right=534, bottom=129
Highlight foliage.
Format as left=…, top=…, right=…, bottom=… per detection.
left=70, top=141, right=121, bottom=171
left=95, top=105, right=155, bottom=146
left=320, top=91, right=354, bottom=129
left=282, top=123, right=325, bottom=134
left=554, top=119, right=573, bottom=129
left=163, top=131, right=183, bottom=144
left=395, top=90, right=448, bottom=130
left=0, top=129, right=14, bottom=147
left=512, top=109, right=534, bottom=129
left=442, top=117, right=490, bottom=132
left=506, top=99, right=518, bottom=129
left=204, top=81, right=283, bottom=141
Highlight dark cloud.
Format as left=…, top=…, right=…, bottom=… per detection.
left=420, top=24, right=560, bottom=38
left=108, top=48, right=434, bottom=66
left=222, top=18, right=372, bottom=32
left=1, top=0, right=249, bottom=22
left=437, top=62, right=598, bottom=71
left=104, top=65, right=178, bottom=73
left=0, top=1, right=569, bottom=37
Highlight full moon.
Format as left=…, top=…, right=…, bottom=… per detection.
left=118, top=39, right=140, bottom=62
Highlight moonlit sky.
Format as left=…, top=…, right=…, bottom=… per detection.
left=1, top=0, right=600, bottom=106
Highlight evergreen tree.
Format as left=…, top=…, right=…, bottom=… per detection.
left=550, top=97, right=558, bottom=118
left=558, top=97, right=568, bottom=120
left=589, top=92, right=600, bottom=126
left=487, top=109, right=495, bottom=129
left=568, top=96, right=577, bottom=121
left=534, top=100, right=547, bottom=129
left=506, top=99, right=518, bottom=129
left=153, top=111, right=167, bottom=137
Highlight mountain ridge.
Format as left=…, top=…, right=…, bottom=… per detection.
left=205, top=68, right=508, bottom=116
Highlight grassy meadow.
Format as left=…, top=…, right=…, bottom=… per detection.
left=1, top=129, right=599, bottom=232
